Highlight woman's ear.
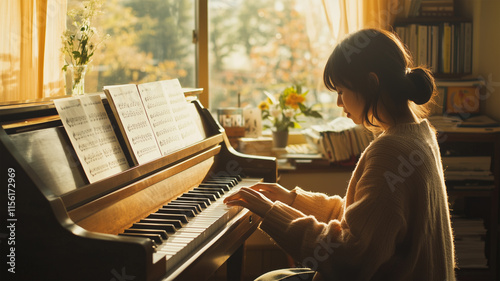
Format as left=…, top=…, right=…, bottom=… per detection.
left=368, top=72, right=379, bottom=89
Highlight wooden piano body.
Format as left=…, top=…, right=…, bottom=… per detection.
left=0, top=98, right=277, bottom=281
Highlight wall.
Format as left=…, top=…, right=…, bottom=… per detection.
left=476, top=0, right=500, bottom=121
left=460, top=0, right=500, bottom=121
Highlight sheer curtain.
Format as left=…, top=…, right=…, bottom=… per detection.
left=0, top=0, right=66, bottom=103
left=304, top=0, right=402, bottom=105
left=318, top=0, right=402, bottom=44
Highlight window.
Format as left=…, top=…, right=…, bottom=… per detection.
left=208, top=0, right=343, bottom=125
left=68, top=0, right=197, bottom=94
left=67, top=0, right=343, bottom=125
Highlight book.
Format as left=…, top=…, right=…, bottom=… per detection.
left=417, top=25, right=428, bottom=66
left=54, top=94, right=129, bottom=183
left=457, top=115, right=500, bottom=128
left=441, top=23, right=451, bottom=73
left=463, top=22, right=472, bottom=73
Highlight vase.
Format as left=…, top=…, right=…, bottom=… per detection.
left=272, top=130, right=289, bottom=148
left=67, top=65, right=88, bottom=96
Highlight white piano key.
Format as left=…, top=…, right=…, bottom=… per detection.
left=149, top=177, right=262, bottom=273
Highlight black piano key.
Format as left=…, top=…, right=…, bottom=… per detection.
left=164, top=203, right=200, bottom=214
left=193, top=186, right=226, bottom=194
left=147, top=213, right=189, bottom=223
left=167, top=201, right=203, bottom=213
left=211, top=176, right=239, bottom=186
left=187, top=190, right=220, bottom=200
left=192, top=187, right=222, bottom=198
left=140, top=218, right=183, bottom=229
left=203, top=179, right=235, bottom=187
left=178, top=194, right=212, bottom=205
left=216, top=175, right=241, bottom=182
left=172, top=199, right=208, bottom=209
left=195, top=186, right=225, bottom=193
left=119, top=232, right=163, bottom=244
left=175, top=196, right=211, bottom=206
left=157, top=207, right=196, bottom=218
left=198, top=183, right=231, bottom=192
left=181, top=192, right=217, bottom=202
left=232, top=175, right=243, bottom=181
left=132, top=222, right=177, bottom=233
left=124, top=228, right=169, bottom=240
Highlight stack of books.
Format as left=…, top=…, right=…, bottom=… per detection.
left=452, top=216, right=488, bottom=268
left=401, top=0, right=455, bottom=18
left=419, top=0, right=455, bottom=17
left=442, top=156, right=494, bottom=190
left=303, top=117, right=374, bottom=163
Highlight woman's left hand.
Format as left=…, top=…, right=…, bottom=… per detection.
left=223, top=187, right=274, bottom=218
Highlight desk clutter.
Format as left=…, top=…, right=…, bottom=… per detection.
left=237, top=117, right=374, bottom=165
left=303, top=117, right=374, bottom=163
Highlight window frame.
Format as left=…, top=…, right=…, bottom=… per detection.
left=195, top=0, right=209, bottom=108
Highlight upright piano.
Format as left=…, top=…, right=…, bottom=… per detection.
left=0, top=97, right=277, bottom=281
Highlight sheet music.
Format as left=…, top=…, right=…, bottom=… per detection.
left=79, top=95, right=129, bottom=173
left=54, top=96, right=127, bottom=183
left=104, top=84, right=162, bottom=165
left=160, top=79, right=204, bottom=145
left=137, top=81, right=184, bottom=155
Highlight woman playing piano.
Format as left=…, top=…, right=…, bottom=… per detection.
left=224, top=28, right=455, bottom=281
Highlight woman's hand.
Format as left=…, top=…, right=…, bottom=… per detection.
left=223, top=187, right=274, bottom=218
left=249, top=182, right=296, bottom=205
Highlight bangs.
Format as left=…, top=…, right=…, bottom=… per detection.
left=323, top=42, right=356, bottom=92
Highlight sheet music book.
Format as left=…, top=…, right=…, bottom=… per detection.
left=137, top=81, right=184, bottom=155
left=54, top=95, right=129, bottom=183
left=160, top=79, right=204, bottom=145
left=104, top=79, right=204, bottom=164
left=104, top=84, right=162, bottom=165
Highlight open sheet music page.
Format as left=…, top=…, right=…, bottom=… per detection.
left=80, top=95, right=129, bottom=173
left=104, top=84, right=162, bottom=165
left=137, top=81, right=184, bottom=155
left=54, top=96, right=128, bottom=183
left=160, top=79, right=204, bottom=145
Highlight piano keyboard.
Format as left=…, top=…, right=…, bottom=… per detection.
left=118, top=175, right=262, bottom=273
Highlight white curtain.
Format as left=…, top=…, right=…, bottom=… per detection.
left=306, top=0, right=402, bottom=45
left=0, top=0, right=66, bottom=103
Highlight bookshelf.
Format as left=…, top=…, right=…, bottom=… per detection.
left=437, top=130, right=499, bottom=280
left=393, top=17, right=472, bottom=78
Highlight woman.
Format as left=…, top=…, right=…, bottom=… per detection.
left=224, top=28, right=455, bottom=280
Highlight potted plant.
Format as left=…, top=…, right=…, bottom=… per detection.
left=259, top=85, right=322, bottom=147
left=61, top=0, right=108, bottom=95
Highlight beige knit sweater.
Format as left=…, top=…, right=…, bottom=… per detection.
left=260, top=119, right=456, bottom=280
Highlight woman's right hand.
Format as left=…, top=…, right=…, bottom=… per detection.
left=248, top=182, right=296, bottom=205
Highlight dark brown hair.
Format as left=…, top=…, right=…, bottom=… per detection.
left=323, top=28, right=436, bottom=128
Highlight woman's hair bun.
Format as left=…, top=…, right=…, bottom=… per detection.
left=406, top=67, right=435, bottom=105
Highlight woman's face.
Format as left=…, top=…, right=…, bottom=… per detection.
left=335, top=85, right=365, bottom=124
